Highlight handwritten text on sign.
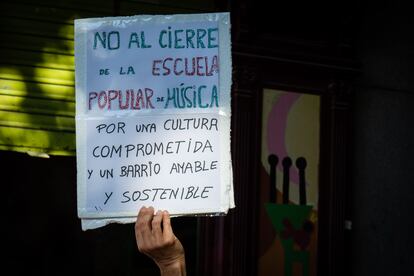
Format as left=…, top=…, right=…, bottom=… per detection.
left=86, top=21, right=220, bottom=113
left=86, top=114, right=220, bottom=213
left=75, top=13, right=233, bottom=219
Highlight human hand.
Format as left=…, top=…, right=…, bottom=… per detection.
left=135, top=207, right=186, bottom=276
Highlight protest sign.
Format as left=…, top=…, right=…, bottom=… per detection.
left=74, top=13, right=233, bottom=229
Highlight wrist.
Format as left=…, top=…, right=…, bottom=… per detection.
left=158, top=256, right=186, bottom=276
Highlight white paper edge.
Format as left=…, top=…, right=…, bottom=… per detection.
left=75, top=19, right=88, bottom=218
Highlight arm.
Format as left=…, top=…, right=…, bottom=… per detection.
left=135, top=206, right=186, bottom=276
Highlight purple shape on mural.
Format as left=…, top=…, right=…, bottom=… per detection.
left=267, top=92, right=302, bottom=186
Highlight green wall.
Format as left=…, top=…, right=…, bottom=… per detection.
left=0, top=0, right=215, bottom=155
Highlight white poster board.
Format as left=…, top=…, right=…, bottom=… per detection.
left=75, top=13, right=233, bottom=230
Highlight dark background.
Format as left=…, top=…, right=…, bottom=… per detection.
left=349, top=3, right=414, bottom=275
left=2, top=1, right=414, bottom=275
left=3, top=150, right=197, bottom=275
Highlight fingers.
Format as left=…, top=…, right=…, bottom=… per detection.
left=136, top=206, right=155, bottom=244
left=151, top=210, right=163, bottom=240
left=137, top=207, right=154, bottom=228
left=162, top=210, right=174, bottom=240
left=135, top=207, right=185, bottom=270
left=135, top=207, right=175, bottom=252
left=138, top=206, right=154, bottom=230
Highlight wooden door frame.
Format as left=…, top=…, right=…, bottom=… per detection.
left=197, top=1, right=358, bottom=273
left=197, top=49, right=356, bottom=276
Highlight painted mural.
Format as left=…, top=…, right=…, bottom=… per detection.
left=258, top=89, right=320, bottom=276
